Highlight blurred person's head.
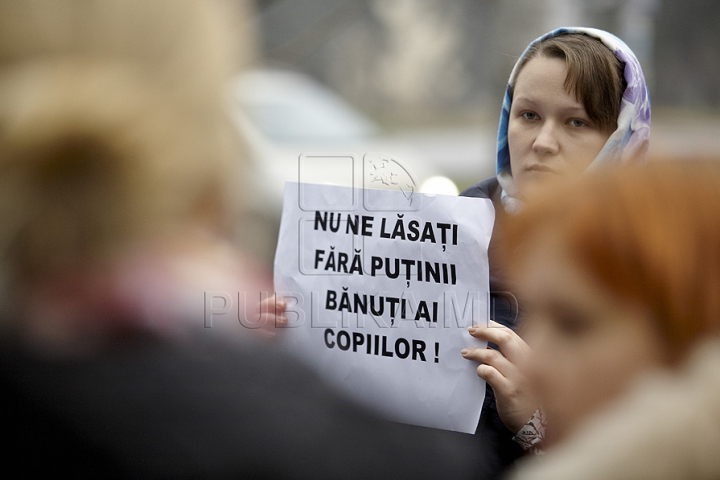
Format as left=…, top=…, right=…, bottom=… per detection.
left=496, top=28, right=651, bottom=209
left=0, top=0, right=252, bottom=343
left=503, top=160, right=720, bottom=445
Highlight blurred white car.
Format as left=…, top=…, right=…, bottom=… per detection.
left=230, top=69, right=446, bottom=205
left=227, top=69, right=447, bottom=262
left=227, top=69, right=492, bottom=263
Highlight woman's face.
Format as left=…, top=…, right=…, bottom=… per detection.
left=508, top=56, right=611, bottom=198
left=516, top=233, right=668, bottom=444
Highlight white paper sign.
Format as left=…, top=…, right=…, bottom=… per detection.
left=274, top=182, right=495, bottom=433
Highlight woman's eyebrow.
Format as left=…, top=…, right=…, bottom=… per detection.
left=513, top=96, right=587, bottom=114
left=556, top=105, right=589, bottom=116
left=511, top=95, right=536, bottom=105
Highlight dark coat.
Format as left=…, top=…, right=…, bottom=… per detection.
left=0, top=333, right=494, bottom=479
left=461, top=176, right=525, bottom=470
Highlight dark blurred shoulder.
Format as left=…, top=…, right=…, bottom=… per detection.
left=460, top=176, right=501, bottom=203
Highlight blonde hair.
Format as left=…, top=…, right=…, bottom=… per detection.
left=0, top=0, right=251, bottom=293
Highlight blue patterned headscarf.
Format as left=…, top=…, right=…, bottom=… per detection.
left=496, top=27, right=651, bottom=212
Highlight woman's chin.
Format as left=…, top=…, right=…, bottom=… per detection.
left=517, top=176, right=566, bottom=203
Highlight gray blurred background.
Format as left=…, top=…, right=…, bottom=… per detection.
left=232, top=0, right=720, bottom=265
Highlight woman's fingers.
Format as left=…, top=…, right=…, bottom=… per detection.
left=258, top=295, right=288, bottom=328
left=249, top=296, right=287, bottom=341
left=467, top=321, right=530, bottom=363
left=462, top=347, right=512, bottom=392
left=462, top=346, right=516, bottom=378
left=462, top=323, right=540, bottom=432
left=259, top=295, right=287, bottom=313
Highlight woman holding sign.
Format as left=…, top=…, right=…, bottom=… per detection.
left=460, top=27, right=651, bottom=468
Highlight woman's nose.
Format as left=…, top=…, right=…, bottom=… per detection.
left=532, top=121, right=560, bottom=155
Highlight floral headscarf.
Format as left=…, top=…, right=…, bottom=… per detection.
left=496, top=27, right=651, bottom=212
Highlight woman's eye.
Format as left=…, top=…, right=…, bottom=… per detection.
left=552, top=313, right=591, bottom=338
left=522, top=112, right=538, bottom=120
left=569, top=119, right=587, bottom=128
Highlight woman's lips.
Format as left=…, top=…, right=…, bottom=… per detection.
left=525, top=164, right=557, bottom=175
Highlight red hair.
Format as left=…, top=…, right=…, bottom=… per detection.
left=503, top=160, right=720, bottom=354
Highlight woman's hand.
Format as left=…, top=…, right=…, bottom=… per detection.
left=461, top=320, right=539, bottom=433
left=255, top=294, right=288, bottom=339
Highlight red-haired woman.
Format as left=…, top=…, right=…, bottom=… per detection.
left=500, top=161, right=720, bottom=479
